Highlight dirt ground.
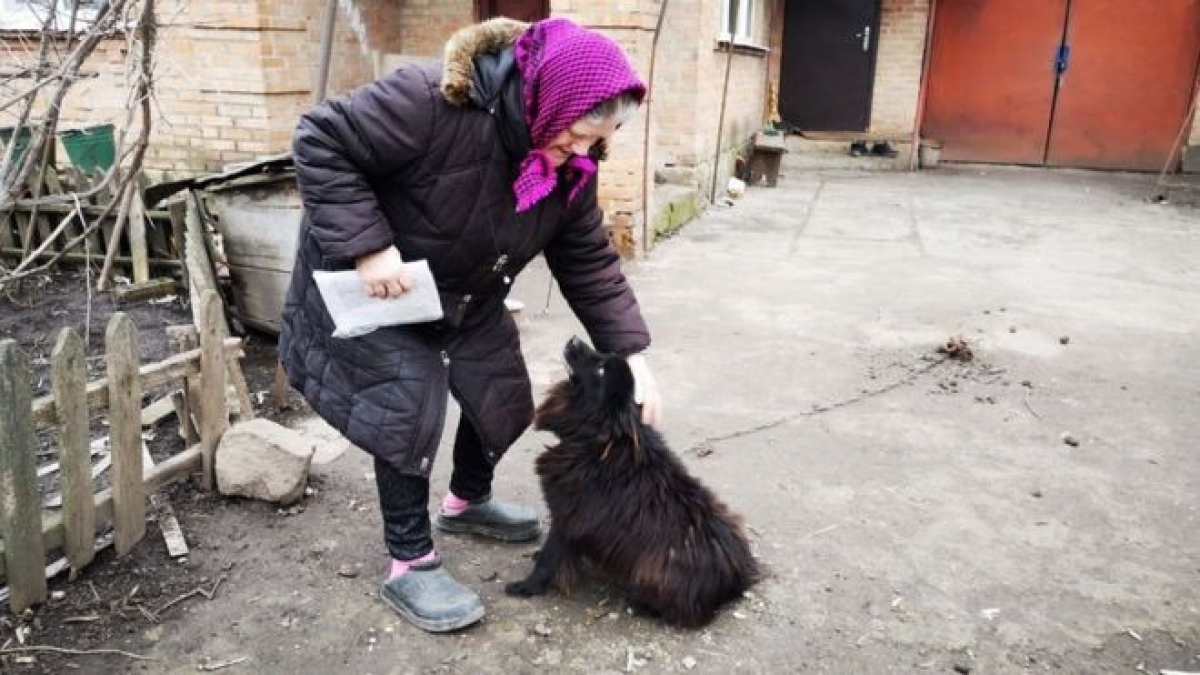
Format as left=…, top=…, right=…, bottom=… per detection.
left=1, top=162, right=1199, bottom=674
left=0, top=266, right=303, bottom=673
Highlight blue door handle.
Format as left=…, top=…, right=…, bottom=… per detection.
left=1055, top=44, right=1071, bottom=74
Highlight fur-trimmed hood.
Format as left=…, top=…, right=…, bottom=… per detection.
left=442, top=18, right=528, bottom=106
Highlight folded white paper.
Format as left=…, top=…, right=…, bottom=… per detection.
left=313, top=260, right=443, bottom=338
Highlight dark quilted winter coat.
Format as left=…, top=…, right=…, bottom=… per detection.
left=278, top=20, right=650, bottom=476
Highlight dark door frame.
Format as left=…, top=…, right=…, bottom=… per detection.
left=779, top=0, right=883, bottom=132
left=475, top=0, right=549, bottom=21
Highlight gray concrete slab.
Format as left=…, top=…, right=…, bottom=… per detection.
left=506, top=163, right=1199, bottom=672
left=148, top=163, right=1199, bottom=673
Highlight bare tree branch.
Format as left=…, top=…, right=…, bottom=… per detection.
left=0, top=0, right=155, bottom=291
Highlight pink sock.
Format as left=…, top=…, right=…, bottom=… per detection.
left=441, top=491, right=471, bottom=516
left=388, top=550, right=437, bottom=581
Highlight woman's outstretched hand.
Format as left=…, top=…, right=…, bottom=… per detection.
left=626, top=353, right=661, bottom=427
left=356, top=246, right=413, bottom=299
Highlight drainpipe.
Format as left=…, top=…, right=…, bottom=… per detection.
left=710, top=0, right=739, bottom=204
left=314, top=0, right=339, bottom=104
left=641, top=0, right=670, bottom=256
left=907, top=0, right=937, bottom=171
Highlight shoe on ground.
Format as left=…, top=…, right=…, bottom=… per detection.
left=378, top=558, right=485, bottom=633
left=435, top=497, right=541, bottom=542
left=870, top=142, right=898, bottom=158
left=849, top=141, right=868, bottom=157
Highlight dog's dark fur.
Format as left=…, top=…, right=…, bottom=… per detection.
left=505, top=338, right=759, bottom=628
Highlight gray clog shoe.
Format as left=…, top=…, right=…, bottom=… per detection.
left=378, top=559, right=485, bottom=633
left=435, top=497, right=541, bottom=542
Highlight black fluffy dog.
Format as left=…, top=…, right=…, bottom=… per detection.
left=506, top=338, right=759, bottom=627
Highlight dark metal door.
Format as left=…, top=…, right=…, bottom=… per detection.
left=1045, top=0, right=1200, bottom=171
left=477, top=0, right=548, bottom=22
left=922, top=0, right=1069, bottom=164
left=780, top=0, right=882, bottom=132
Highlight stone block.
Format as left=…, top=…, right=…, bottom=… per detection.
left=216, top=418, right=315, bottom=505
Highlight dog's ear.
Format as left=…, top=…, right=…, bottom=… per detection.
left=602, top=355, right=636, bottom=409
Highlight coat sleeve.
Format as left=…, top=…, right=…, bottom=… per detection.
left=543, top=180, right=651, bottom=356
left=291, top=66, right=436, bottom=264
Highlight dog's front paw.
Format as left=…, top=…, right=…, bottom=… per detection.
left=505, top=578, right=548, bottom=597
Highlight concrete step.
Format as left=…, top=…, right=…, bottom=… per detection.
left=781, top=136, right=913, bottom=172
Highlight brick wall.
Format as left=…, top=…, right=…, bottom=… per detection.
left=395, top=0, right=475, bottom=59
left=552, top=1, right=658, bottom=250
left=868, top=0, right=929, bottom=137
left=1, top=0, right=405, bottom=178
left=646, top=0, right=778, bottom=208
left=0, top=34, right=128, bottom=132
left=144, top=0, right=396, bottom=175
left=2, top=0, right=788, bottom=252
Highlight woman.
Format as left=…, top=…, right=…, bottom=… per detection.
left=279, top=17, right=660, bottom=632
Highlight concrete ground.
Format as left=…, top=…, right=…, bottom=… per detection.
left=142, top=157, right=1198, bottom=674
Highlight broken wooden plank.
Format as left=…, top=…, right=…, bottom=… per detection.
left=141, top=393, right=178, bottom=428
left=167, top=200, right=188, bottom=293
left=97, top=179, right=137, bottom=292
left=41, top=453, right=110, bottom=509
left=172, top=390, right=198, bottom=445
left=0, top=557, right=71, bottom=607
left=157, top=505, right=189, bottom=558
left=142, top=445, right=189, bottom=558
left=113, top=277, right=176, bottom=307
left=129, top=189, right=150, bottom=283
left=0, top=209, right=15, bottom=250
left=0, top=445, right=202, bottom=578
left=36, top=437, right=106, bottom=479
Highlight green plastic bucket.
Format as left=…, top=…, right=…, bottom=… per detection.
left=59, top=124, right=116, bottom=174
left=0, top=126, right=32, bottom=169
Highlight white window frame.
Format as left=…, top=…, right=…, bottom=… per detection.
left=718, top=0, right=756, bottom=46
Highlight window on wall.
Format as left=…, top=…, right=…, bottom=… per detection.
left=719, top=0, right=756, bottom=45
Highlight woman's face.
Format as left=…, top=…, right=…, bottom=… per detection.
left=543, top=115, right=621, bottom=168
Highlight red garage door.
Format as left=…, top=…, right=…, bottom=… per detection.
left=923, top=1, right=1068, bottom=165
left=923, top=0, right=1200, bottom=171
left=1047, top=0, right=1200, bottom=170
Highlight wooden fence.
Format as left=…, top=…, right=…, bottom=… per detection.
left=0, top=290, right=235, bottom=613
left=0, top=168, right=184, bottom=284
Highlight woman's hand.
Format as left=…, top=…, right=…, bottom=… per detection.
left=626, top=353, right=661, bottom=427
left=355, top=246, right=413, bottom=299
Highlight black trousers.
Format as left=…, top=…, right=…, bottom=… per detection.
left=374, top=414, right=496, bottom=560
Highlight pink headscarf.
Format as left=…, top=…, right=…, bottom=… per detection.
left=512, top=18, right=646, bottom=212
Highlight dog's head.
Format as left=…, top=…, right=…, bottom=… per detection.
left=534, top=337, right=639, bottom=441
